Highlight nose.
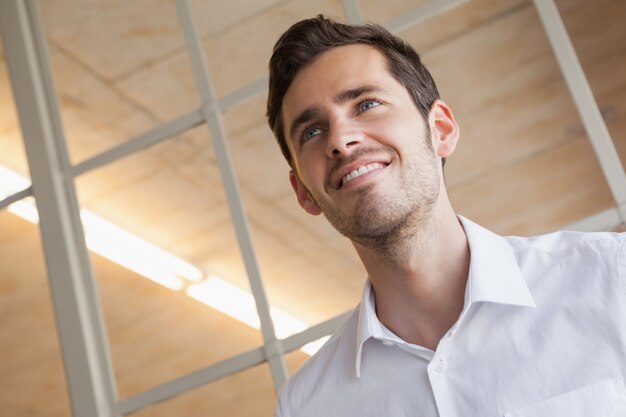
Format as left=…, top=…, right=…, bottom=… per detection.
left=326, top=119, right=362, bottom=158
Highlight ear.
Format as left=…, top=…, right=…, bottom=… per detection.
left=289, top=170, right=322, bottom=216
left=428, top=100, right=460, bottom=159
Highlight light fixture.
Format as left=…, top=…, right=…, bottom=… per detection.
left=187, top=278, right=329, bottom=355
left=0, top=164, right=324, bottom=355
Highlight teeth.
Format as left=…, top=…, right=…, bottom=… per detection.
left=341, top=163, right=385, bottom=186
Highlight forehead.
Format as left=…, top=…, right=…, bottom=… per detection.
left=281, top=44, right=397, bottom=131
left=291, top=43, right=390, bottom=87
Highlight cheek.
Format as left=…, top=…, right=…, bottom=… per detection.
left=297, top=148, right=328, bottom=180
left=294, top=162, right=325, bottom=194
left=367, top=112, right=421, bottom=136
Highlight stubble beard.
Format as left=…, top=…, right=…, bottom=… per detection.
left=312, top=141, right=441, bottom=253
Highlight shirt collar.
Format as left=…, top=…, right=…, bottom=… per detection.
left=355, top=282, right=382, bottom=378
left=460, top=216, right=536, bottom=308
left=354, top=216, right=536, bottom=377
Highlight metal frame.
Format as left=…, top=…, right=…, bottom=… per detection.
left=1, top=0, right=625, bottom=415
left=383, top=0, right=469, bottom=33
left=0, top=1, right=119, bottom=416
left=533, top=0, right=626, bottom=223
left=175, top=0, right=288, bottom=389
left=72, top=109, right=205, bottom=176
left=0, top=185, right=33, bottom=209
left=118, top=310, right=351, bottom=414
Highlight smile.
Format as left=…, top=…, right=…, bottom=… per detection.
left=341, top=162, right=386, bottom=187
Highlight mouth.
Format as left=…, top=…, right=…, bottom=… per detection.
left=335, top=161, right=388, bottom=189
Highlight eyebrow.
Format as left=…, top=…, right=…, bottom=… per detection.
left=334, top=85, right=382, bottom=105
left=288, top=85, right=384, bottom=145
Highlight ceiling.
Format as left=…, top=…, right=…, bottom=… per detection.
left=1, top=0, right=625, bottom=416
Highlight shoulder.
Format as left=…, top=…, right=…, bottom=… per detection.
left=504, top=229, right=626, bottom=292
left=504, top=229, right=625, bottom=257
left=276, top=308, right=360, bottom=417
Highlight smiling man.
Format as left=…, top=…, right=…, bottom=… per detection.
left=266, top=15, right=626, bottom=417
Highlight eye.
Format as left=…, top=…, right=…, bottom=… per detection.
left=358, top=99, right=381, bottom=113
left=302, top=126, right=323, bottom=142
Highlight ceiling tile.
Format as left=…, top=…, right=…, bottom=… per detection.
left=38, top=0, right=284, bottom=81
left=116, top=0, right=344, bottom=123
left=0, top=56, right=17, bottom=134
left=85, top=164, right=224, bottom=247
left=229, top=124, right=293, bottom=200
left=451, top=136, right=614, bottom=235
left=47, top=48, right=158, bottom=164
left=395, top=0, right=529, bottom=51
left=0, top=128, right=29, bottom=178
left=201, top=0, right=344, bottom=99
left=262, top=254, right=361, bottom=324
left=40, top=0, right=183, bottom=80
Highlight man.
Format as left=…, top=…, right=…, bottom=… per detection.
left=266, top=15, right=626, bottom=416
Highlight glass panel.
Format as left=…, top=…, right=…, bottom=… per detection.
left=38, top=1, right=196, bottom=165
left=556, top=0, right=626, bottom=176
left=75, top=127, right=268, bottom=398
left=394, top=0, right=617, bottom=234
left=96, top=252, right=265, bottom=399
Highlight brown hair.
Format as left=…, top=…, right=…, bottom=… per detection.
left=266, top=15, right=440, bottom=167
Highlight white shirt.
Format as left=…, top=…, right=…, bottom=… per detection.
left=275, top=217, right=626, bottom=417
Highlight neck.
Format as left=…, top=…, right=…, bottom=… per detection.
left=353, top=194, right=470, bottom=350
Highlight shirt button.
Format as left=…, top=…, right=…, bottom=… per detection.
left=382, top=340, right=394, bottom=346
left=434, top=358, right=445, bottom=373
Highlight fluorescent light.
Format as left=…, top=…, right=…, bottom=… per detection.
left=187, top=277, right=308, bottom=338
left=0, top=164, right=325, bottom=356
left=0, top=166, right=40, bottom=224
left=187, top=278, right=263, bottom=328
left=0, top=167, right=198, bottom=289
left=81, top=211, right=203, bottom=282
left=187, top=278, right=328, bottom=355
left=7, top=198, right=40, bottom=224
left=85, top=235, right=185, bottom=290
left=0, top=165, right=30, bottom=193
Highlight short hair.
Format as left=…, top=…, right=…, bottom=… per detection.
left=266, top=14, right=441, bottom=168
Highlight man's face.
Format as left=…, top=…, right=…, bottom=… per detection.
left=282, top=44, right=442, bottom=246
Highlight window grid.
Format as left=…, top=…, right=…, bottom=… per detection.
left=0, top=0, right=624, bottom=416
